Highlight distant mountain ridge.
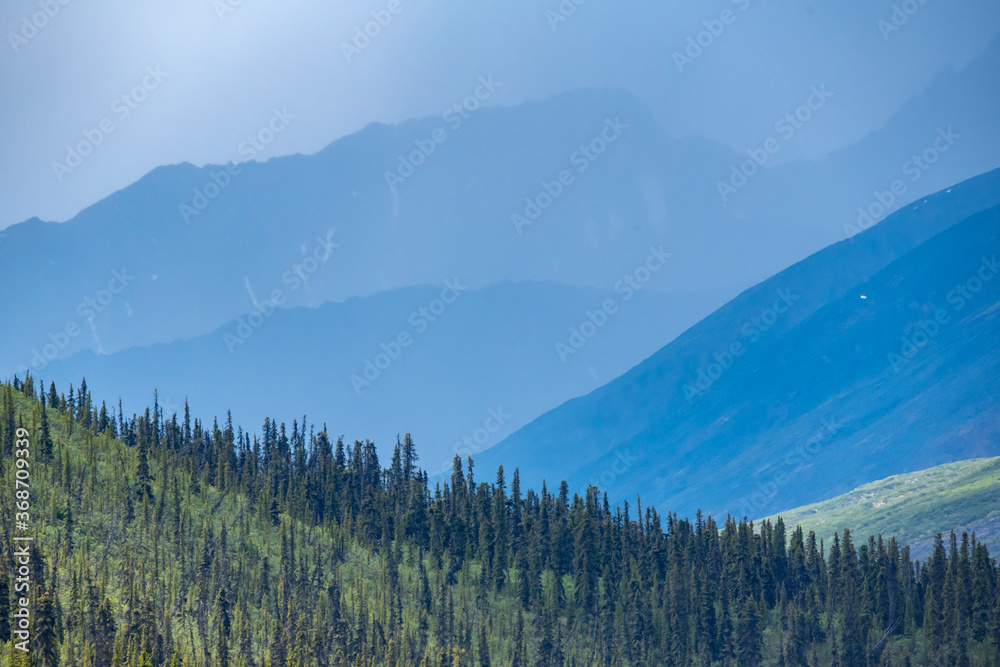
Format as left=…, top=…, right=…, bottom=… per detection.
left=3, top=36, right=998, bottom=378
left=3, top=41, right=998, bottom=505
left=38, top=280, right=714, bottom=472
left=477, top=170, right=1000, bottom=518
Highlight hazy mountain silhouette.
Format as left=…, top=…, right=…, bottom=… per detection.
left=38, top=281, right=717, bottom=474
left=3, top=37, right=997, bottom=380
left=477, top=171, right=1000, bottom=518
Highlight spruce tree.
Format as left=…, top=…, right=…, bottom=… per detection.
left=735, top=593, right=762, bottom=667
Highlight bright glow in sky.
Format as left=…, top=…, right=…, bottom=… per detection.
left=1, top=0, right=998, bottom=229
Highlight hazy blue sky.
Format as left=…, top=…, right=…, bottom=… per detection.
left=2, top=0, right=998, bottom=230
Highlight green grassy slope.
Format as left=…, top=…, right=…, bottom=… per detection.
left=765, top=457, right=1000, bottom=559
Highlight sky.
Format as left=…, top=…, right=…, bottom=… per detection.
left=1, top=0, right=999, bottom=231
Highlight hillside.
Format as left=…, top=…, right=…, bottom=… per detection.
left=3, top=37, right=999, bottom=380
left=478, top=175, right=1000, bottom=519
left=36, top=281, right=713, bottom=473
left=766, top=457, right=1000, bottom=561
left=0, top=88, right=694, bottom=374
left=2, top=378, right=997, bottom=665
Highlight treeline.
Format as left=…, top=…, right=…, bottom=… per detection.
left=0, top=375, right=998, bottom=666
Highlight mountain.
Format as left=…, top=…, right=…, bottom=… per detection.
left=37, top=281, right=716, bottom=473
left=477, top=170, right=1000, bottom=519
left=3, top=36, right=998, bottom=380
left=765, top=457, right=1000, bottom=560
left=0, top=88, right=682, bottom=375
left=2, top=379, right=997, bottom=665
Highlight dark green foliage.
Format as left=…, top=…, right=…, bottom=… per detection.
left=0, top=377, right=997, bottom=666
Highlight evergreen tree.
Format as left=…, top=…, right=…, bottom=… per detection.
left=735, top=594, right=762, bottom=667
left=215, top=587, right=232, bottom=667
left=34, top=590, right=60, bottom=667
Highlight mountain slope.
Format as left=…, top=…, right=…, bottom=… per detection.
left=478, top=174, right=1000, bottom=518
left=0, top=88, right=684, bottom=374
left=765, top=457, right=1000, bottom=560
left=38, top=281, right=712, bottom=472
left=3, top=37, right=998, bottom=378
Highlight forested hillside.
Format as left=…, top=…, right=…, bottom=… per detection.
left=1, top=377, right=998, bottom=666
